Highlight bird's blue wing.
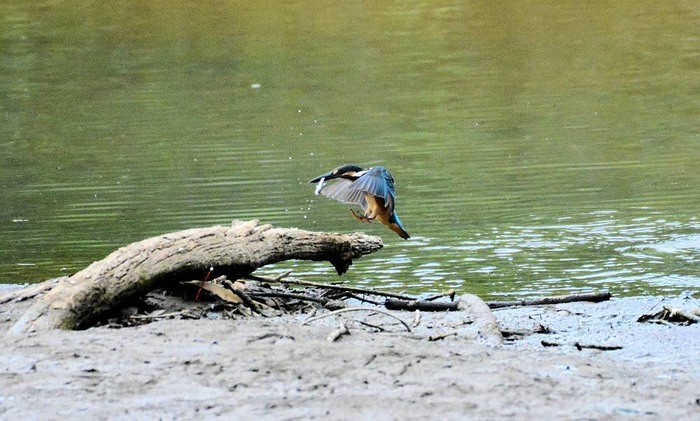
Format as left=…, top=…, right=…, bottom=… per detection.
left=318, top=178, right=368, bottom=209
left=349, top=166, right=396, bottom=212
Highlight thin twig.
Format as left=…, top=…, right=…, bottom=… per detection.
left=129, top=310, right=187, bottom=320
left=428, top=331, right=458, bottom=341
left=194, top=267, right=214, bottom=302
left=424, top=289, right=456, bottom=302
left=273, top=271, right=293, bottom=281
left=246, top=274, right=416, bottom=301
left=346, top=293, right=382, bottom=305
left=300, top=307, right=412, bottom=332
left=355, top=320, right=386, bottom=332
left=541, top=340, right=622, bottom=351
left=412, top=310, right=421, bottom=328
left=248, top=291, right=329, bottom=305
left=230, top=287, right=265, bottom=315
left=575, top=342, right=623, bottom=351
left=326, top=322, right=350, bottom=342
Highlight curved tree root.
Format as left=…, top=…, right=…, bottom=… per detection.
left=6, top=220, right=382, bottom=336
left=457, top=294, right=503, bottom=346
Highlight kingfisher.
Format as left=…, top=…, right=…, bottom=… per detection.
left=310, top=164, right=410, bottom=240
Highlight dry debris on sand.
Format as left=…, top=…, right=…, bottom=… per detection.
left=1, top=289, right=698, bottom=420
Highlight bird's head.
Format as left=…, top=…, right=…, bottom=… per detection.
left=309, top=164, right=365, bottom=183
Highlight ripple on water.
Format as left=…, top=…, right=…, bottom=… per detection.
left=327, top=214, right=700, bottom=298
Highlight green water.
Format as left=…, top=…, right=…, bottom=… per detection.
left=2, top=1, right=699, bottom=299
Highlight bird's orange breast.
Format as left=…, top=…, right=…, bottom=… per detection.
left=364, top=194, right=391, bottom=225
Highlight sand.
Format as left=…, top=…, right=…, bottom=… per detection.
left=1, top=295, right=698, bottom=420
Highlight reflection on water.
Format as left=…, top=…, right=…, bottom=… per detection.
left=257, top=211, right=700, bottom=299
left=1, top=1, right=699, bottom=299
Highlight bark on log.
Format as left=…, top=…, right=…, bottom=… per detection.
left=7, top=220, right=382, bottom=336
left=0, top=277, right=66, bottom=305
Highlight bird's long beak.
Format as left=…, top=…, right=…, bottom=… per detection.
left=309, top=171, right=336, bottom=184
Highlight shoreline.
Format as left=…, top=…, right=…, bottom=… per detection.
left=1, top=295, right=698, bottom=419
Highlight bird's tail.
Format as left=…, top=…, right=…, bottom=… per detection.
left=389, top=213, right=410, bottom=240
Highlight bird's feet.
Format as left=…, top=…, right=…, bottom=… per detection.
left=350, top=209, right=373, bottom=223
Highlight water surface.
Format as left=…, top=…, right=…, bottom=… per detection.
left=2, top=1, right=699, bottom=299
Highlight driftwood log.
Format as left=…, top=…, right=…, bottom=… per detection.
left=6, top=220, right=382, bottom=336
left=384, top=290, right=612, bottom=312
left=486, top=290, right=611, bottom=309
left=385, top=298, right=459, bottom=312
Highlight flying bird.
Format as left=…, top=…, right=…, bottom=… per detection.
left=310, top=164, right=410, bottom=239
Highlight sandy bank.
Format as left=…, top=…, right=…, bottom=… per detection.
left=1, top=295, right=698, bottom=420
